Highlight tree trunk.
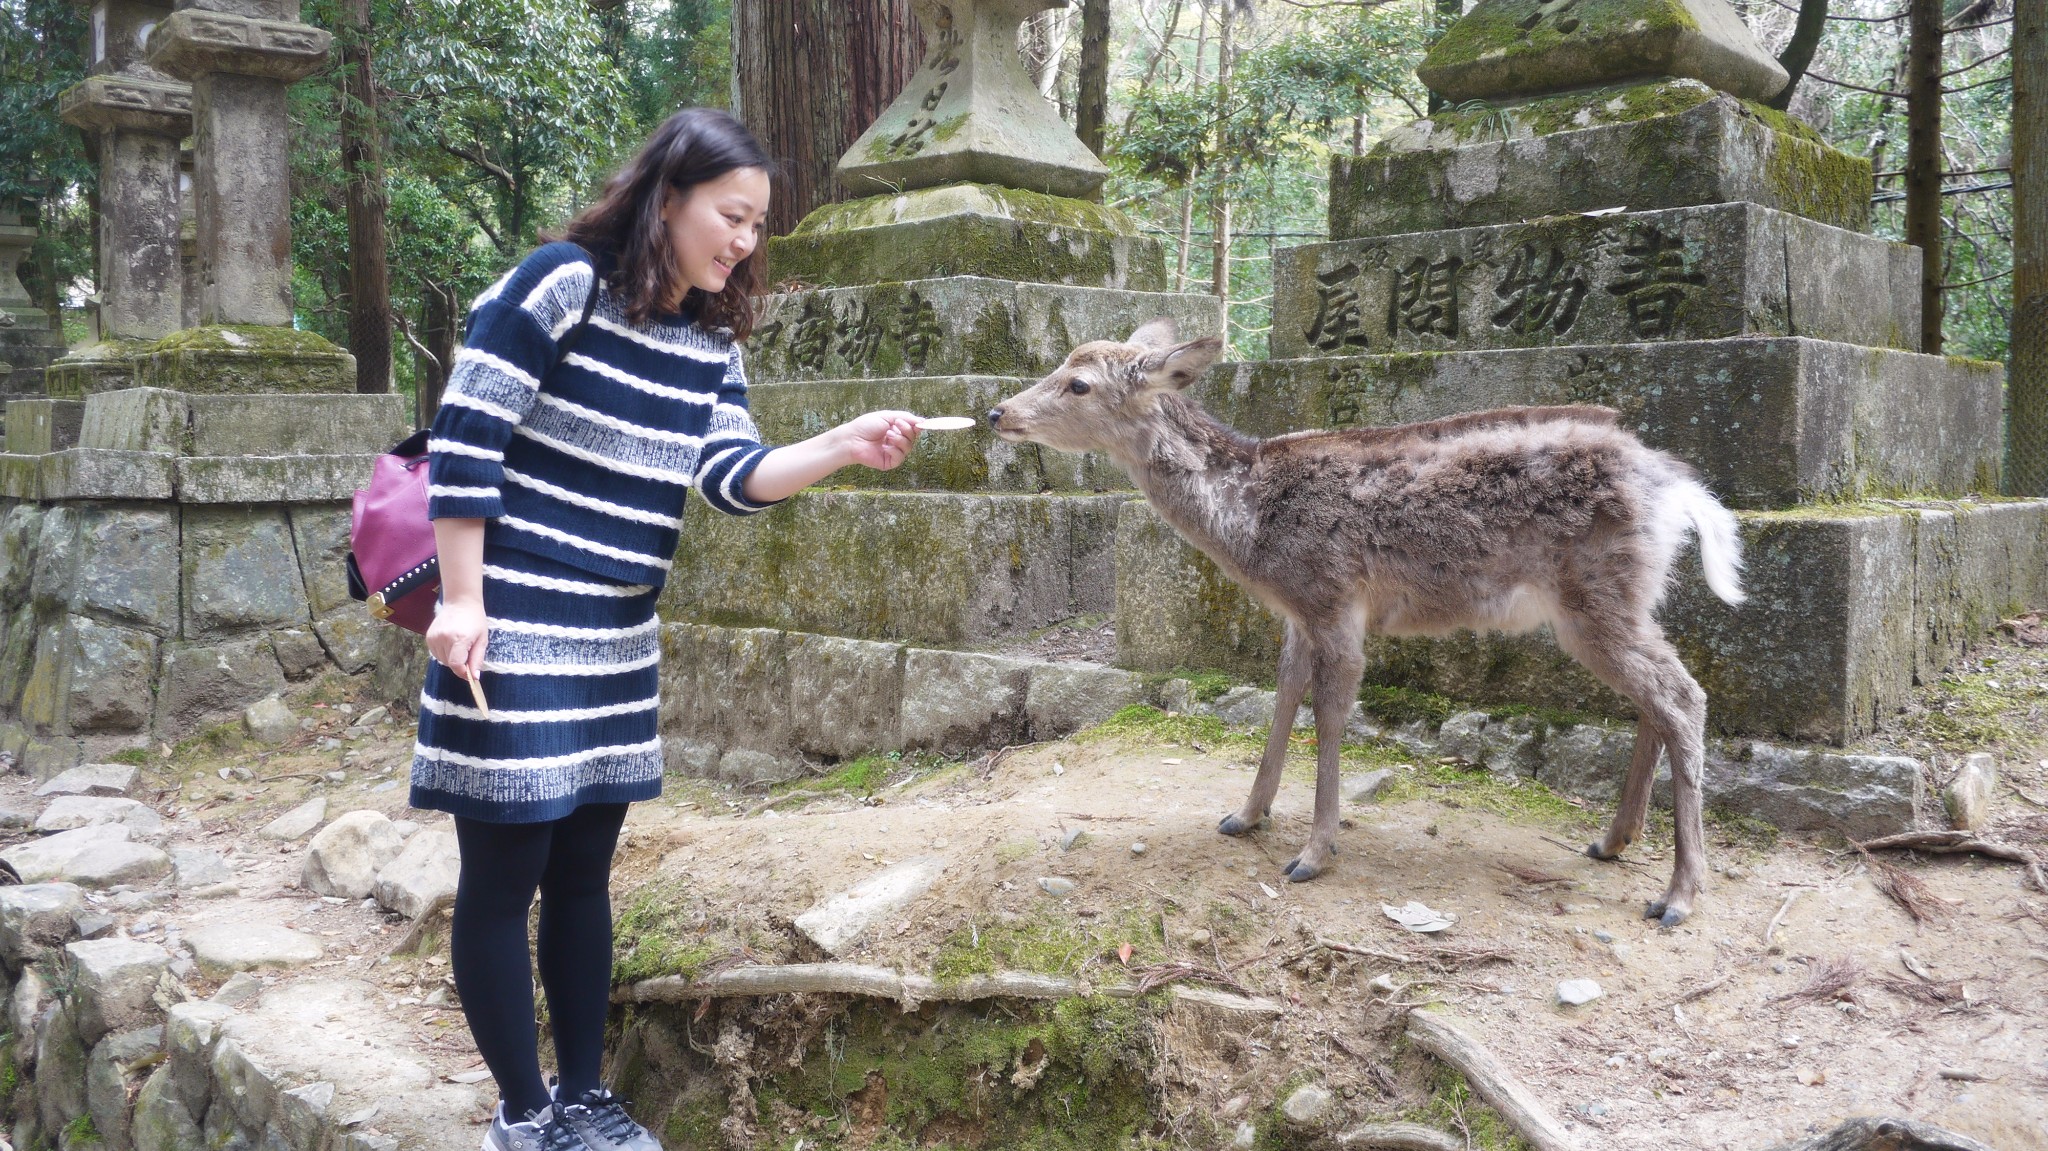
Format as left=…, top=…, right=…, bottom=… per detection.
left=340, top=0, right=391, bottom=392
left=1209, top=0, right=1234, bottom=300
left=1905, top=0, right=1943, bottom=353
left=1427, top=0, right=1463, bottom=113
left=731, top=0, right=924, bottom=239
left=1175, top=3, right=1208, bottom=293
left=1766, top=0, right=1828, bottom=110
left=1075, top=0, right=1111, bottom=157
left=414, top=279, right=455, bottom=427
left=2013, top=0, right=2046, bottom=494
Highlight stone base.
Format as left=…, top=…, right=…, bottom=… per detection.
left=0, top=497, right=422, bottom=752
left=4, top=400, right=84, bottom=454
left=1114, top=498, right=2048, bottom=744
left=749, top=276, right=1222, bottom=382
left=131, top=326, right=354, bottom=394
left=1272, top=202, right=1918, bottom=359
left=1331, top=81, right=1873, bottom=239
left=78, top=388, right=408, bottom=456
left=660, top=623, right=1157, bottom=784
left=45, top=341, right=153, bottom=399
left=0, top=313, right=66, bottom=396
left=1205, top=339, right=2002, bottom=509
left=662, top=491, right=1129, bottom=645
left=768, top=185, right=1168, bottom=292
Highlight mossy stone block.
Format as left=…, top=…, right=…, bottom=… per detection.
left=1114, top=498, right=2048, bottom=744
left=180, top=506, right=311, bottom=639
left=770, top=185, right=1166, bottom=291
left=78, top=388, right=407, bottom=456
left=133, top=326, right=354, bottom=394
left=1200, top=339, right=2002, bottom=510
left=45, top=341, right=153, bottom=400
left=1419, top=0, right=1788, bottom=104
left=4, top=399, right=85, bottom=454
left=661, top=491, right=1129, bottom=645
left=1333, top=82, right=1872, bottom=238
left=1272, top=202, right=1918, bottom=358
left=748, top=374, right=1128, bottom=494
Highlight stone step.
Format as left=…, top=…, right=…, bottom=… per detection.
left=749, top=374, right=1127, bottom=493
left=1206, top=339, right=2001, bottom=509
left=1114, top=497, right=2048, bottom=745
left=1331, top=80, right=1872, bottom=239
left=661, top=490, right=1129, bottom=645
left=0, top=447, right=385, bottom=503
left=747, top=275, right=1223, bottom=383
left=77, top=386, right=410, bottom=457
left=1272, top=202, right=1916, bottom=359
left=4, top=398, right=83, bottom=454
left=660, top=622, right=1158, bottom=782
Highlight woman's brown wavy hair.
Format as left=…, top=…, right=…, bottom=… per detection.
left=548, top=108, right=774, bottom=340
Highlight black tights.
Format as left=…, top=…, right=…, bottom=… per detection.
left=452, top=803, right=627, bottom=1119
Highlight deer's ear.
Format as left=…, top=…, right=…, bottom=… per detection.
left=1140, top=336, right=1223, bottom=390
left=1128, top=318, right=1179, bottom=349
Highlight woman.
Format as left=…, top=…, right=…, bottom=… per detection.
left=416, top=108, right=919, bottom=1151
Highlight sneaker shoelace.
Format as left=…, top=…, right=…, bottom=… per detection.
left=529, top=1110, right=587, bottom=1151
left=570, top=1091, right=644, bottom=1142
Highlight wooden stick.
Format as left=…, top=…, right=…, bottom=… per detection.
left=614, top=962, right=1286, bottom=1015
left=1765, top=889, right=1806, bottom=949
left=465, top=675, right=490, bottom=718
left=1853, top=831, right=2048, bottom=893
left=1404, top=1009, right=1577, bottom=1151
left=1336, top=1122, right=1465, bottom=1151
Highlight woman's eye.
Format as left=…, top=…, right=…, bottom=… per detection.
left=1068, top=379, right=1091, bottom=395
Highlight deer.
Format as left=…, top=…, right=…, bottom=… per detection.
left=986, top=319, right=1746, bottom=926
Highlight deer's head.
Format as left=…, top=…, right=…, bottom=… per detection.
left=986, top=319, right=1223, bottom=454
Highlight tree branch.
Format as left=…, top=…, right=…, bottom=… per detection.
left=1805, top=72, right=1908, bottom=97
left=439, top=140, right=516, bottom=189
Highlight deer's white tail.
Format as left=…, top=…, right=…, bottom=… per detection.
left=1667, top=479, right=1745, bottom=606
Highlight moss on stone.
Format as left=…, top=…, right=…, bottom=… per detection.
left=756, top=995, right=1157, bottom=1151
left=147, top=324, right=343, bottom=355
left=1422, top=0, right=1706, bottom=98
left=1399, top=80, right=1720, bottom=149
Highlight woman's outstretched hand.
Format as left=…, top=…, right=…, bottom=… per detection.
left=835, top=410, right=921, bottom=472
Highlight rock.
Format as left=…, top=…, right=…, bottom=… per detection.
left=1280, top=1082, right=1335, bottom=1127
left=1343, top=769, right=1394, bottom=803
left=371, top=825, right=459, bottom=919
left=36, top=1000, right=89, bottom=1136
left=75, top=910, right=117, bottom=939
left=1436, top=711, right=1540, bottom=778
left=243, top=694, right=297, bottom=746
left=1037, top=877, right=1075, bottom=897
left=0, top=824, right=170, bottom=888
left=163, top=1001, right=233, bottom=1115
left=183, top=923, right=323, bottom=978
left=66, top=937, right=173, bottom=1045
left=34, top=794, right=164, bottom=839
left=87, top=1024, right=164, bottom=1151
left=792, top=857, right=946, bottom=956
left=897, top=649, right=1030, bottom=753
left=260, top=795, right=327, bottom=842
left=1945, top=753, right=1997, bottom=831
left=0, top=881, right=86, bottom=959
left=132, top=1065, right=206, bottom=1151
left=210, top=971, right=264, bottom=1007
left=1130, top=841, right=1147, bottom=855
left=1557, top=979, right=1603, bottom=1006
left=11, top=966, right=47, bottom=1056
left=34, top=763, right=139, bottom=798
left=0, top=807, right=31, bottom=828
left=168, top=847, right=233, bottom=890
left=357, top=706, right=389, bottom=727
left=1023, top=663, right=1148, bottom=739
left=1700, top=744, right=1924, bottom=840
left=305, top=810, right=404, bottom=900
left=1232, top=1121, right=1257, bottom=1149
left=389, top=819, right=420, bottom=840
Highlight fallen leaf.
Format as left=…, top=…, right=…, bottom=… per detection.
left=447, top=1068, right=493, bottom=1085
left=1118, top=942, right=1133, bottom=965
left=1161, top=757, right=1183, bottom=765
left=1259, top=882, right=1281, bottom=899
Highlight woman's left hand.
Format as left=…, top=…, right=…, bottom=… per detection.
left=836, top=411, right=921, bottom=472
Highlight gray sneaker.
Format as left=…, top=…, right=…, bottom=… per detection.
left=483, top=1105, right=591, bottom=1151
left=555, top=1087, right=663, bottom=1151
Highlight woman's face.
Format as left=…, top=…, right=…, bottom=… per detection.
left=662, top=166, right=770, bottom=300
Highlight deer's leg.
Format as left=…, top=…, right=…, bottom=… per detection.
left=1559, top=617, right=1711, bottom=926
left=1282, top=624, right=1365, bottom=882
left=1221, top=619, right=1311, bottom=837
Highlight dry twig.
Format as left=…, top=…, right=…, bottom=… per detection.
left=1497, top=861, right=1572, bottom=886
left=1858, top=851, right=1952, bottom=923
left=1764, top=889, right=1806, bottom=948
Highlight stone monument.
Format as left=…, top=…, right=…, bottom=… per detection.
left=655, top=0, right=1222, bottom=782
left=0, top=204, right=69, bottom=421
left=0, top=0, right=411, bottom=776
left=1115, top=0, right=2048, bottom=746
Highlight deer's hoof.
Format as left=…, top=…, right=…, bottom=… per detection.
left=1643, top=900, right=1689, bottom=928
left=1281, top=850, right=1330, bottom=882
left=1586, top=840, right=1624, bottom=861
left=1218, top=813, right=1257, bottom=837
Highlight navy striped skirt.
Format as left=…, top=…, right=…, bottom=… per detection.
left=410, top=546, right=664, bottom=823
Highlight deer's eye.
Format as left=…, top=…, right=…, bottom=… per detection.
left=1068, top=378, right=1091, bottom=396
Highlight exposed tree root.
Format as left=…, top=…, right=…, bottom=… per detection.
left=1763, top=1116, right=1999, bottom=1151
left=1336, top=1121, right=1467, bottom=1151
left=1402, top=1009, right=1577, bottom=1151
left=1854, top=830, right=2048, bottom=895
left=615, top=961, right=1286, bottom=1014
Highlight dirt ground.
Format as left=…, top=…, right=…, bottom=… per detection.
left=8, top=620, right=2045, bottom=1150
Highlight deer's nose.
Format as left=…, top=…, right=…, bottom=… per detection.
left=986, top=407, right=1005, bottom=428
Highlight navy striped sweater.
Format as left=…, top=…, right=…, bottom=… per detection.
left=426, top=242, right=777, bottom=586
